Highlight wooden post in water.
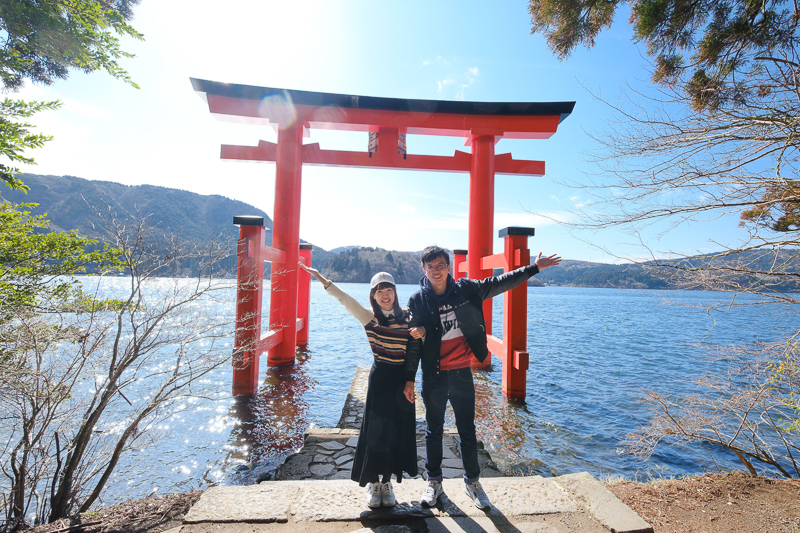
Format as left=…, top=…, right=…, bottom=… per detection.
left=232, top=216, right=266, bottom=396
left=468, top=226, right=535, bottom=400
left=296, top=244, right=313, bottom=346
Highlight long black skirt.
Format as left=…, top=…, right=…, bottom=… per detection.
left=351, top=362, right=418, bottom=486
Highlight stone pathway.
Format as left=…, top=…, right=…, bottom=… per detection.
left=273, top=366, right=503, bottom=482
left=170, top=366, right=654, bottom=533
left=180, top=475, right=653, bottom=533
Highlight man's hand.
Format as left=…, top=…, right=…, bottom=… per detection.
left=534, top=252, right=562, bottom=270
left=409, top=326, right=425, bottom=339
left=403, top=381, right=416, bottom=403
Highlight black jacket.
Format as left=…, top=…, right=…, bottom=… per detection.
left=404, top=264, right=539, bottom=382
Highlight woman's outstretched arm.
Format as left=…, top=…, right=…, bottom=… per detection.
left=298, top=261, right=373, bottom=325
left=298, top=261, right=332, bottom=288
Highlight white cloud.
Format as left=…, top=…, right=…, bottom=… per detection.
left=397, top=203, right=417, bottom=214
left=569, top=195, right=593, bottom=209
left=422, top=56, right=451, bottom=68
left=437, top=78, right=456, bottom=92
left=428, top=58, right=481, bottom=99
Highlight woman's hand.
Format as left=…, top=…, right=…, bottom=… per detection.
left=298, top=261, right=329, bottom=285
left=297, top=261, right=319, bottom=276
left=403, top=381, right=416, bottom=403
left=409, top=326, right=425, bottom=339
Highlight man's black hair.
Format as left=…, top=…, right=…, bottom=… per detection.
left=420, top=245, right=450, bottom=265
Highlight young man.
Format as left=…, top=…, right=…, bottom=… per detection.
left=403, top=245, right=561, bottom=509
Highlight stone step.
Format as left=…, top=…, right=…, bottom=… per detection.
left=180, top=474, right=652, bottom=533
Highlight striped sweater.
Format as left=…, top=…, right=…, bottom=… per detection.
left=326, top=282, right=411, bottom=365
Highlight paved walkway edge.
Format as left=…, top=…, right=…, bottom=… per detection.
left=555, top=472, right=653, bottom=533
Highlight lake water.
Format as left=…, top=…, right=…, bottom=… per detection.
left=67, top=279, right=800, bottom=503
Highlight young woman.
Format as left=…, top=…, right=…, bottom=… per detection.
left=298, top=262, right=423, bottom=508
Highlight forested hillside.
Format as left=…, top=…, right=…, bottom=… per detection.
left=321, top=247, right=423, bottom=285
left=4, top=173, right=273, bottom=244
left=536, top=260, right=670, bottom=289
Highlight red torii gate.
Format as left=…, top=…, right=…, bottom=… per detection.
left=191, top=78, right=574, bottom=399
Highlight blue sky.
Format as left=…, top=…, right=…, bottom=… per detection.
left=14, top=0, right=748, bottom=262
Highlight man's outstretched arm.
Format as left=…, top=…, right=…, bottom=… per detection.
left=474, top=252, right=562, bottom=301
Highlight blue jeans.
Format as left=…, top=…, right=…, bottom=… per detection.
left=421, top=367, right=480, bottom=483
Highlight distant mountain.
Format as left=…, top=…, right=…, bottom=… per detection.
left=329, top=246, right=360, bottom=254
left=6, top=174, right=797, bottom=290
left=537, top=252, right=800, bottom=291
left=1, top=174, right=341, bottom=276
left=4, top=173, right=273, bottom=245
left=649, top=248, right=800, bottom=292
left=535, top=259, right=670, bottom=289
left=318, top=249, right=671, bottom=288
left=321, top=247, right=422, bottom=285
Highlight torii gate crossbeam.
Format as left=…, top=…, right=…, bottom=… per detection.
left=191, top=78, right=574, bottom=398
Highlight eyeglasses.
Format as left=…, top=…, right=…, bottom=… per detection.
left=423, top=263, right=449, bottom=273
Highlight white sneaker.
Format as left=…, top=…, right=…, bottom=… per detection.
left=366, top=482, right=382, bottom=508
left=420, top=479, right=443, bottom=507
left=465, top=480, right=491, bottom=509
left=381, top=480, right=396, bottom=506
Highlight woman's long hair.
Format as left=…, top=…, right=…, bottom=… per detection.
left=369, top=282, right=405, bottom=326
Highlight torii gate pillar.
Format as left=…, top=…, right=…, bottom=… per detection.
left=468, top=133, right=496, bottom=366
left=268, top=122, right=304, bottom=366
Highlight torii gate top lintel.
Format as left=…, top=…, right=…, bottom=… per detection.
left=190, top=78, right=575, bottom=140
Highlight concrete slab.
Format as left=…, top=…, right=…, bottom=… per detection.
left=184, top=484, right=298, bottom=523
left=291, top=479, right=375, bottom=521
left=555, top=472, right=653, bottom=533
left=351, top=527, right=413, bottom=533
left=181, top=474, right=648, bottom=533
left=436, top=477, right=580, bottom=518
